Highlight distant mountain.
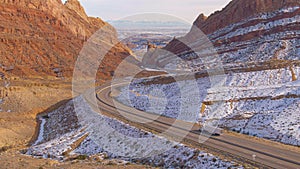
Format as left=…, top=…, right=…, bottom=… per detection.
left=109, top=20, right=191, bottom=30
left=142, top=0, right=300, bottom=71
left=0, top=0, right=133, bottom=80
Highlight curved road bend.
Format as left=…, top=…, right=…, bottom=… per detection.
left=83, top=81, right=300, bottom=169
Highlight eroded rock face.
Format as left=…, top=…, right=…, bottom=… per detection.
left=195, top=0, right=300, bottom=34
left=192, top=14, right=207, bottom=30
left=65, top=0, right=89, bottom=22
left=143, top=0, right=300, bottom=71
left=0, top=0, right=132, bottom=79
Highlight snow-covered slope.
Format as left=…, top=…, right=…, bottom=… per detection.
left=143, top=6, right=300, bottom=72
left=137, top=1, right=300, bottom=147
left=26, top=96, right=242, bottom=168
left=116, top=66, right=300, bottom=146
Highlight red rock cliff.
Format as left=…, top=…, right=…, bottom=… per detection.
left=0, top=0, right=132, bottom=80
left=196, top=0, right=300, bottom=34
left=163, top=0, right=300, bottom=55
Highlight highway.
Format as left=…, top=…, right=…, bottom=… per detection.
left=84, top=81, right=300, bottom=169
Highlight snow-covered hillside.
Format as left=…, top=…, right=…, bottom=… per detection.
left=116, top=66, right=300, bottom=146
left=117, top=77, right=208, bottom=123
left=26, top=96, right=242, bottom=168
left=136, top=6, right=300, bottom=146
left=143, top=6, right=300, bottom=72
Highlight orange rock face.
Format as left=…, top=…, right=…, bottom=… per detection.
left=163, top=0, right=300, bottom=56
left=142, top=0, right=300, bottom=71
left=0, top=0, right=132, bottom=79
left=196, top=0, right=300, bottom=34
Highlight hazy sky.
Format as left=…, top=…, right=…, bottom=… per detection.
left=66, top=0, right=232, bottom=23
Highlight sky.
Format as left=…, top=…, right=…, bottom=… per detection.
left=63, top=0, right=232, bottom=23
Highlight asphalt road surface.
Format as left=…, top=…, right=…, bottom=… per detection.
left=83, top=81, right=300, bottom=169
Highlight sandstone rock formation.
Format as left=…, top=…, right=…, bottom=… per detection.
left=195, top=0, right=300, bottom=34
left=0, top=0, right=134, bottom=80
left=143, top=0, right=300, bottom=71
left=192, top=14, right=207, bottom=30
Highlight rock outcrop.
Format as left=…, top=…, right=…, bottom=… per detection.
left=143, top=0, right=300, bottom=71
left=65, top=0, right=89, bottom=22
left=147, top=42, right=157, bottom=52
left=192, top=14, right=207, bottom=30
left=0, top=0, right=133, bottom=80
left=195, top=0, right=300, bottom=34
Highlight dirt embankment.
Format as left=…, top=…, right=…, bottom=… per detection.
left=0, top=77, right=148, bottom=168
left=0, top=78, right=73, bottom=149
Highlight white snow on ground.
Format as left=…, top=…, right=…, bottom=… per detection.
left=117, top=66, right=300, bottom=146
left=156, top=7, right=300, bottom=72
left=117, top=77, right=209, bottom=123
left=26, top=96, right=242, bottom=168
left=217, top=98, right=300, bottom=145
left=33, top=117, right=46, bottom=146
left=214, top=15, right=300, bottom=40
left=141, top=145, right=242, bottom=169
left=26, top=128, right=87, bottom=160
left=0, top=98, right=3, bottom=112
left=203, top=67, right=300, bottom=146
left=186, top=30, right=300, bottom=72
left=210, top=6, right=300, bottom=40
